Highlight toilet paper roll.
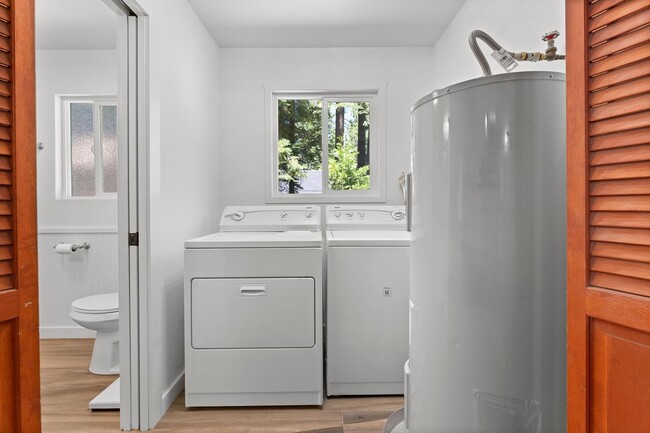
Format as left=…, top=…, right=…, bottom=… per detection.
left=54, top=243, right=75, bottom=254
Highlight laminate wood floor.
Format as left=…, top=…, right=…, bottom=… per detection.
left=41, top=340, right=403, bottom=432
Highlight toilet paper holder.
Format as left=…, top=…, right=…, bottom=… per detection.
left=53, top=242, right=91, bottom=252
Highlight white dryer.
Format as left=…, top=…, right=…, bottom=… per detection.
left=325, top=205, right=410, bottom=396
left=184, top=206, right=323, bottom=407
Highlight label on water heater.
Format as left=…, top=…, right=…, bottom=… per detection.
left=491, top=48, right=518, bottom=72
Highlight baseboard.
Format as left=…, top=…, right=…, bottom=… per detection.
left=40, top=326, right=96, bottom=339
left=162, top=371, right=184, bottom=414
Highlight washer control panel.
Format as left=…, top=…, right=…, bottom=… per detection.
left=220, top=206, right=320, bottom=232
left=326, top=205, right=407, bottom=230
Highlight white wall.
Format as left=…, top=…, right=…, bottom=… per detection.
left=36, top=50, right=118, bottom=229
left=218, top=47, right=435, bottom=209
left=429, top=0, right=566, bottom=90
left=37, top=230, right=118, bottom=338
left=36, top=49, right=119, bottom=337
left=135, top=0, right=222, bottom=427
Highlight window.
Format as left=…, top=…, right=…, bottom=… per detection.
left=58, top=96, right=118, bottom=198
left=267, top=89, right=384, bottom=202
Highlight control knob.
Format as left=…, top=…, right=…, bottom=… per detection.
left=231, top=211, right=245, bottom=221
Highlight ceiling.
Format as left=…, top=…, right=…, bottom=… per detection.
left=35, top=0, right=466, bottom=50
left=186, top=0, right=466, bottom=48
left=36, top=0, right=117, bottom=50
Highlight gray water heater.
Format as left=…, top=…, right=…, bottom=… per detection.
left=407, top=71, right=567, bottom=433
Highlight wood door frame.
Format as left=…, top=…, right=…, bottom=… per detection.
left=12, top=0, right=41, bottom=430
left=566, top=1, right=589, bottom=432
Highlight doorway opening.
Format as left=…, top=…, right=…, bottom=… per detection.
left=35, top=0, right=147, bottom=430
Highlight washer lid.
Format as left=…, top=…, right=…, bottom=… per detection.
left=72, top=293, right=119, bottom=314
left=185, top=231, right=323, bottom=249
left=327, top=230, right=411, bottom=247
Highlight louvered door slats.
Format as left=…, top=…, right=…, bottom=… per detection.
left=588, top=0, right=650, bottom=297
left=590, top=0, right=628, bottom=18
left=590, top=8, right=650, bottom=46
left=591, top=127, right=650, bottom=150
left=591, top=178, right=650, bottom=195
left=591, top=58, right=650, bottom=89
left=591, top=195, right=650, bottom=211
left=589, top=0, right=650, bottom=32
left=590, top=25, right=650, bottom=60
left=590, top=93, right=650, bottom=121
left=0, top=245, right=10, bottom=260
left=0, top=0, right=11, bottom=296
left=590, top=271, right=650, bottom=297
left=590, top=111, right=650, bottom=135
left=590, top=76, right=650, bottom=105
left=589, top=42, right=650, bottom=76
left=590, top=144, right=650, bottom=165
left=591, top=227, right=650, bottom=245
left=0, top=274, right=13, bottom=291
left=592, top=211, right=650, bottom=228
left=592, top=241, right=650, bottom=263
left=590, top=160, right=650, bottom=180
left=592, top=257, right=650, bottom=280
left=0, top=6, right=8, bottom=23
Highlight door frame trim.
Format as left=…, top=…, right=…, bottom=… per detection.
left=566, top=1, right=591, bottom=432
left=14, top=0, right=41, bottom=430
left=112, top=0, right=149, bottom=430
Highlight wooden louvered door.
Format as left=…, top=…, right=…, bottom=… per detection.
left=567, top=0, right=650, bottom=432
left=0, top=0, right=40, bottom=432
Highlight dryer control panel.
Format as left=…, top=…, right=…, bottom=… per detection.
left=220, top=206, right=321, bottom=232
left=326, top=205, right=407, bottom=231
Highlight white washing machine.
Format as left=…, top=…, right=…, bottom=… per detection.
left=184, top=205, right=323, bottom=407
left=325, top=205, right=410, bottom=396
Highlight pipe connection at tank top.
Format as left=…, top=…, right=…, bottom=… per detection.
left=469, top=29, right=566, bottom=76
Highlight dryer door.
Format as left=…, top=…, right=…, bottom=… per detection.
left=191, top=277, right=315, bottom=349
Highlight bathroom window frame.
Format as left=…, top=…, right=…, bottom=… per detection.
left=265, top=84, right=387, bottom=203
left=56, top=94, right=118, bottom=200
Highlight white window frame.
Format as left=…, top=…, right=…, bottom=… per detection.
left=56, top=94, right=118, bottom=200
left=265, top=84, right=386, bottom=203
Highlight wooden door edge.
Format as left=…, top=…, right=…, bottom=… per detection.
left=13, top=0, right=41, bottom=431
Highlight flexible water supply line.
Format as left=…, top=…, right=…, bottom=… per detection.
left=469, top=30, right=566, bottom=76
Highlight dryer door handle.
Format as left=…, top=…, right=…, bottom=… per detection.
left=239, top=285, right=268, bottom=296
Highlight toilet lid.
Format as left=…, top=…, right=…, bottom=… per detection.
left=72, top=293, right=119, bottom=314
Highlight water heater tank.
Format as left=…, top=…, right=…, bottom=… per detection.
left=408, top=71, right=566, bottom=433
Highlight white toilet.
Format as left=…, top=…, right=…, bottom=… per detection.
left=70, top=293, right=119, bottom=375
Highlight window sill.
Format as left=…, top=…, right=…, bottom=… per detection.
left=266, top=193, right=386, bottom=204
left=56, top=196, right=117, bottom=201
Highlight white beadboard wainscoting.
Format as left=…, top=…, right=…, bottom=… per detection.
left=38, top=228, right=118, bottom=338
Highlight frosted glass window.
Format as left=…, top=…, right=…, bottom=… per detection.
left=69, top=103, right=96, bottom=197
left=100, top=105, right=118, bottom=193
left=61, top=96, right=118, bottom=198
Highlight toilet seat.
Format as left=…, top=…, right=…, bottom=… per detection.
left=72, top=293, right=119, bottom=314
